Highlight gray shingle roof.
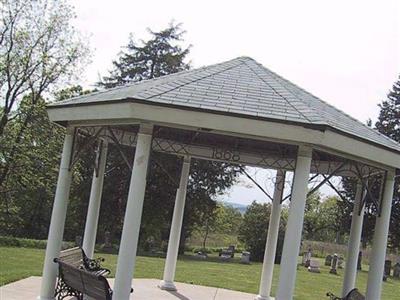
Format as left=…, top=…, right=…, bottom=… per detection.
left=51, top=57, right=400, bottom=152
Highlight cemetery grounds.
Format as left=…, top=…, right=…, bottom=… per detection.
left=1, top=246, right=399, bottom=300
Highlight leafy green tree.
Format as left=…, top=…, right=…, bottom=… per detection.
left=214, top=204, right=243, bottom=235
left=238, top=201, right=287, bottom=262
left=0, top=0, right=90, bottom=137
left=0, top=85, right=95, bottom=239
left=98, top=23, right=190, bottom=88
left=192, top=202, right=242, bottom=250
left=303, top=193, right=343, bottom=242
left=0, top=95, right=64, bottom=237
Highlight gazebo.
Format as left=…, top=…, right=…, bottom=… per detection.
left=38, top=57, right=400, bottom=300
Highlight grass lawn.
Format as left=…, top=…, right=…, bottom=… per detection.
left=1, top=247, right=399, bottom=300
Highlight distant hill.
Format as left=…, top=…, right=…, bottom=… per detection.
left=219, top=201, right=248, bottom=214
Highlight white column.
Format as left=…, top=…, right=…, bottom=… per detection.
left=38, top=128, right=74, bottom=300
left=112, top=124, right=153, bottom=300
left=276, top=145, right=312, bottom=300
left=159, top=156, right=191, bottom=291
left=82, top=140, right=108, bottom=258
left=256, top=170, right=286, bottom=300
left=342, top=181, right=365, bottom=296
left=365, top=171, right=395, bottom=300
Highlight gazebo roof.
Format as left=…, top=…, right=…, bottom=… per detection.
left=51, top=56, right=400, bottom=153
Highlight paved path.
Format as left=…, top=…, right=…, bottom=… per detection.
left=0, top=277, right=257, bottom=299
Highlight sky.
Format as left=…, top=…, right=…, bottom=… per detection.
left=69, top=0, right=400, bottom=206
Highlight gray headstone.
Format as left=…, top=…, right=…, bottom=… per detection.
left=330, top=254, right=338, bottom=274
left=308, top=259, right=321, bottom=273
left=393, top=263, right=400, bottom=278
left=338, top=256, right=344, bottom=269
left=240, top=251, right=251, bottom=264
left=303, top=248, right=312, bottom=267
left=325, top=255, right=332, bottom=266
left=104, top=231, right=112, bottom=247
left=384, top=260, right=392, bottom=277
left=357, top=251, right=362, bottom=270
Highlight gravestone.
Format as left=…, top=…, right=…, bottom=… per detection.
left=104, top=231, right=111, bottom=247
left=303, top=248, right=312, bottom=267
left=393, top=263, right=400, bottom=279
left=240, top=251, right=251, bottom=264
left=195, top=251, right=208, bottom=260
left=325, top=255, right=332, bottom=266
left=101, top=231, right=113, bottom=253
left=383, top=260, right=392, bottom=281
left=338, top=256, right=344, bottom=269
left=357, top=251, right=362, bottom=270
left=330, top=254, right=338, bottom=275
left=308, top=259, right=321, bottom=273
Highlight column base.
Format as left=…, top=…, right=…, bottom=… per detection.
left=159, top=280, right=177, bottom=291
left=37, top=296, right=55, bottom=300
left=255, top=295, right=275, bottom=300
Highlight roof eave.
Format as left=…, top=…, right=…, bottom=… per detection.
left=46, top=100, right=400, bottom=171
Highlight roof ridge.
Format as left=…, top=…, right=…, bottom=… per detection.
left=243, top=59, right=314, bottom=123
left=145, top=58, right=246, bottom=100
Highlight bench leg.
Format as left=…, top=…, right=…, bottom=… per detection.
left=54, top=277, right=83, bottom=300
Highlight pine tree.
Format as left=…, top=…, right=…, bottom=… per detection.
left=375, top=76, right=400, bottom=250
left=376, top=77, right=400, bottom=141
left=95, top=23, right=240, bottom=250
left=98, top=23, right=190, bottom=88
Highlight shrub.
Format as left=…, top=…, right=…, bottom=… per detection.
left=0, top=235, right=74, bottom=249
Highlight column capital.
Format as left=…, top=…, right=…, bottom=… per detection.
left=65, top=126, right=75, bottom=135
left=386, top=169, right=396, bottom=179
left=183, top=156, right=191, bottom=164
left=138, top=123, right=154, bottom=135
left=297, top=145, right=313, bottom=158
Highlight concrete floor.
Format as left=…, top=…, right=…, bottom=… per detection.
left=0, top=277, right=257, bottom=300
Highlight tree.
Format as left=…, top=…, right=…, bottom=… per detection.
left=339, top=76, right=400, bottom=250
left=95, top=24, right=240, bottom=250
left=0, top=85, right=93, bottom=239
left=98, top=22, right=190, bottom=88
left=375, top=76, right=400, bottom=250
left=213, top=203, right=243, bottom=235
left=0, top=0, right=90, bottom=189
left=238, top=201, right=287, bottom=262
left=0, top=95, right=64, bottom=237
left=192, top=203, right=242, bottom=250
left=303, top=193, right=343, bottom=242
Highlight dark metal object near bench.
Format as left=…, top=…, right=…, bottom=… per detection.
left=327, top=288, right=365, bottom=300
left=58, top=247, right=110, bottom=276
left=54, top=260, right=114, bottom=300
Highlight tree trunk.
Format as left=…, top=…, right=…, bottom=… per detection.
left=202, top=219, right=209, bottom=250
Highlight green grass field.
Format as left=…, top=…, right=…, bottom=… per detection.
left=0, top=247, right=399, bottom=299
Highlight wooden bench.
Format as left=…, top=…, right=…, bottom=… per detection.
left=327, top=288, right=365, bottom=300
left=54, top=260, right=114, bottom=300
left=58, top=247, right=110, bottom=276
